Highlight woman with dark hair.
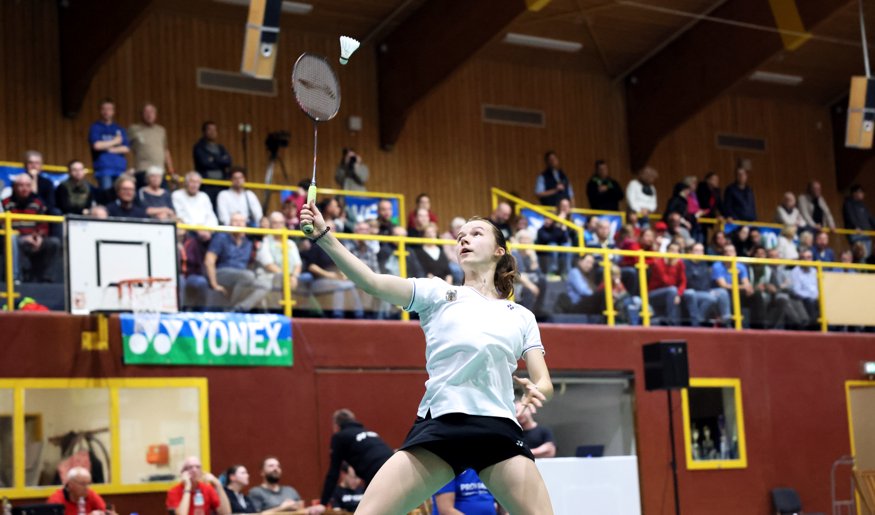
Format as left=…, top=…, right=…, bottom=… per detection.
left=223, top=465, right=257, bottom=513
left=407, top=193, right=438, bottom=229
left=411, top=222, right=454, bottom=283
left=300, top=202, right=554, bottom=515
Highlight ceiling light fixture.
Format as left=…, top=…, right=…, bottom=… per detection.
left=749, top=70, right=803, bottom=86
left=503, top=32, right=582, bottom=52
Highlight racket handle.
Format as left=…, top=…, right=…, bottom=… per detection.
left=302, top=184, right=318, bottom=235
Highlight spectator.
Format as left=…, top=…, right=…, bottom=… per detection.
left=411, top=222, right=453, bottom=283
left=432, top=469, right=496, bottom=515
left=565, top=254, right=603, bottom=315
left=769, top=248, right=810, bottom=329
left=281, top=197, right=300, bottom=230
left=513, top=229, right=546, bottom=315
left=216, top=167, right=263, bottom=226
left=535, top=216, right=569, bottom=276
left=319, top=409, right=394, bottom=507
left=302, top=221, right=365, bottom=318
left=730, top=225, right=753, bottom=258
left=89, top=205, right=109, bottom=219
left=329, top=464, right=365, bottom=513
left=106, top=175, right=148, bottom=219
left=440, top=216, right=466, bottom=284
left=789, top=249, right=820, bottom=329
left=843, top=184, right=875, bottom=255
left=55, top=159, right=95, bottom=215
left=798, top=180, right=836, bottom=231
left=515, top=400, right=557, bottom=457
left=664, top=182, right=695, bottom=228
left=2, top=174, right=61, bottom=282
left=852, top=241, right=869, bottom=264
left=256, top=211, right=302, bottom=292
left=601, top=263, right=642, bottom=325
left=683, top=243, right=725, bottom=327
left=812, top=231, right=835, bottom=262
left=722, top=167, right=756, bottom=221
left=166, top=456, right=231, bottom=515
left=696, top=172, right=723, bottom=219
left=179, top=230, right=211, bottom=308
left=648, top=241, right=685, bottom=325
left=489, top=201, right=513, bottom=240
left=775, top=192, right=805, bottom=229
left=775, top=225, right=799, bottom=260
left=407, top=207, right=432, bottom=239
left=223, top=465, right=257, bottom=514
left=556, top=198, right=580, bottom=270
left=172, top=172, right=219, bottom=227
left=586, top=159, right=624, bottom=211
left=376, top=199, right=399, bottom=273
left=653, top=220, right=671, bottom=252
left=204, top=212, right=271, bottom=311
left=334, top=147, right=369, bottom=191
left=22, top=150, right=56, bottom=212
left=666, top=211, right=694, bottom=249
left=798, top=230, right=814, bottom=255
left=591, top=217, right=616, bottom=258
left=138, top=166, right=175, bottom=220
left=711, top=244, right=754, bottom=322
left=88, top=98, right=130, bottom=191
left=319, top=197, right=351, bottom=233
left=837, top=249, right=857, bottom=273
left=535, top=151, right=573, bottom=207
left=129, top=102, right=175, bottom=189
left=707, top=230, right=728, bottom=256
left=406, top=193, right=438, bottom=228
left=343, top=220, right=381, bottom=297
left=46, top=466, right=116, bottom=515
left=193, top=121, right=232, bottom=205
left=626, top=166, right=658, bottom=220
left=250, top=457, right=324, bottom=514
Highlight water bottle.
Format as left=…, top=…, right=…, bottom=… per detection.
left=193, top=489, right=205, bottom=515
left=77, top=496, right=86, bottom=515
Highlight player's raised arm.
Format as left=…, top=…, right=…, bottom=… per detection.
left=300, top=201, right=413, bottom=307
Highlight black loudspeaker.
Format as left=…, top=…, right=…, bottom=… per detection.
left=241, top=0, right=283, bottom=79
left=642, top=340, right=689, bottom=391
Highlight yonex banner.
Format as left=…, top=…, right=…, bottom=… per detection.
left=120, top=312, right=293, bottom=367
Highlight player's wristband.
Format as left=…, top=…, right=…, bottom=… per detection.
left=311, top=226, right=331, bottom=244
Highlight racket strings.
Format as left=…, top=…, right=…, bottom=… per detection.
left=292, top=55, right=341, bottom=121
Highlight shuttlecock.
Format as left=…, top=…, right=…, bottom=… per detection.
left=339, top=36, right=360, bottom=65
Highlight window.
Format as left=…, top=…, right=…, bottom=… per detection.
left=681, top=378, right=747, bottom=470
left=0, top=379, right=209, bottom=499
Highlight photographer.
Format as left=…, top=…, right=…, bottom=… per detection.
left=335, top=147, right=369, bottom=191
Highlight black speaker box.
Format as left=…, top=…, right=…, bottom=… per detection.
left=642, top=340, right=689, bottom=391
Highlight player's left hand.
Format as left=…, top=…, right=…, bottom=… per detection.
left=514, top=376, right=546, bottom=416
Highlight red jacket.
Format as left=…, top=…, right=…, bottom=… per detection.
left=648, top=258, right=686, bottom=295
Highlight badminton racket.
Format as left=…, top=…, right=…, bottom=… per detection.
left=291, top=53, right=341, bottom=235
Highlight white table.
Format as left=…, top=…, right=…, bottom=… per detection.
left=536, top=456, right=641, bottom=515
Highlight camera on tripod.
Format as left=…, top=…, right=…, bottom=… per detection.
left=265, top=130, right=291, bottom=158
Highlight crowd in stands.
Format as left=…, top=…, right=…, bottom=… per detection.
left=1, top=98, right=875, bottom=327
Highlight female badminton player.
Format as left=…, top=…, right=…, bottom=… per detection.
left=300, top=202, right=554, bottom=515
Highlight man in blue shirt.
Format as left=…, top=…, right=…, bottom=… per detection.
left=203, top=212, right=270, bottom=311
left=89, top=98, right=130, bottom=191
left=711, top=243, right=755, bottom=324
left=812, top=231, right=835, bottom=262
left=432, top=468, right=497, bottom=515
left=790, top=249, right=820, bottom=328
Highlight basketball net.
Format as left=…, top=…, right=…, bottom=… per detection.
left=118, top=278, right=173, bottom=336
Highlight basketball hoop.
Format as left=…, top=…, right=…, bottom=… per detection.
left=114, top=278, right=175, bottom=347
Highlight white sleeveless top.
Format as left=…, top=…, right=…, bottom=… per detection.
left=404, top=277, right=545, bottom=425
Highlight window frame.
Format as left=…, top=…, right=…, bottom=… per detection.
left=680, top=377, right=748, bottom=470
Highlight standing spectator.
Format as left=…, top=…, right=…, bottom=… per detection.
left=411, top=223, right=453, bottom=283
left=22, top=150, right=56, bottom=212
left=172, top=172, right=219, bottom=227
left=843, top=184, right=875, bottom=255
left=2, top=174, right=61, bottom=282
left=334, top=147, right=369, bottom=191
left=812, top=231, right=835, bottom=262
left=586, top=159, right=624, bottom=211
left=535, top=151, right=573, bottom=207
left=88, top=98, right=130, bottom=191
left=256, top=211, right=302, bottom=292
left=489, top=201, right=513, bottom=240
left=203, top=212, right=271, bottom=311
left=648, top=241, right=685, bottom=326
left=797, top=180, right=836, bottom=231
left=696, top=172, right=723, bottom=219
left=789, top=249, right=820, bottom=329
left=515, top=400, right=557, bottom=458
left=683, top=243, right=725, bottom=327
left=165, top=456, right=231, bottom=515
left=129, top=102, right=176, bottom=189
left=106, top=175, right=148, bottom=219
left=775, top=192, right=806, bottom=229
left=46, top=467, right=116, bottom=515
left=406, top=193, right=438, bottom=229
left=223, top=465, right=257, bottom=514
left=138, top=166, right=175, bottom=220
left=216, top=167, right=262, bottom=226
left=55, top=159, right=95, bottom=215
left=626, top=166, right=658, bottom=220
left=193, top=121, right=232, bottom=206
left=432, top=469, right=497, bottom=515
left=722, top=166, right=757, bottom=221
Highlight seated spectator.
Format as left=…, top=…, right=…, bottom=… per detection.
left=440, top=216, right=466, bottom=284
left=217, top=167, right=263, bottom=226
left=626, top=166, right=658, bottom=220
left=302, top=221, right=364, bottom=318
left=138, top=166, right=175, bottom=220
left=204, top=212, right=271, bottom=311
left=433, top=468, right=496, bottom=515
left=798, top=230, right=814, bottom=255
left=166, top=456, right=231, bottom=515
left=812, top=231, right=835, bottom=262
left=600, top=263, right=642, bottom=325
left=330, top=464, right=365, bottom=513
left=775, top=192, right=805, bottom=229
left=749, top=228, right=764, bottom=251
left=515, top=400, right=557, bottom=457
left=172, top=171, right=219, bottom=227
left=334, top=147, right=369, bottom=191
left=249, top=457, right=324, bottom=514
left=789, top=249, right=820, bottom=329
left=47, top=466, right=116, bottom=515
left=565, top=254, right=603, bottom=314
left=179, top=230, right=211, bottom=308
left=489, top=201, right=513, bottom=240
left=730, top=225, right=753, bottom=257
left=711, top=243, right=754, bottom=321
left=281, top=197, right=300, bottom=229
left=798, top=180, right=836, bottom=231
left=407, top=193, right=437, bottom=228
left=513, top=229, right=546, bottom=315
left=535, top=151, right=573, bottom=207
left=653, top=221, right=671, bottom=252
left=837, top=249, right=857, bottom=273
left=683, top=243, right=726, bottom=326
left=768, top=248, right=810, bottom=329
left=852, top=241, right=869, bottom=264
left=55, top=159, right=95, bottom=215
left=648, top=241, right=685, bottom=325
left=590, top=217, right=617, bottom=264
left=106, top=175, right=148, bottom=219
left=664, top=182, right=696, bottom=230
left=410, top=222, right=453, bottom=283
left=666, top=211, right=694, bottom=249
left=535, top=216, right=570, bottom=276
left=843, top=184, right=875, bottom=255
left=707, top=230, right=728, bottom=256
left=406, top=207, right=431, bottom=239
left=586, top=159, right=624, bottom=211
left=223, top=465, right=257, bottom=514
left=22, top=150, right=56, bottom=212
left=343, top=220, right=381, bottom=285
left=89, top=205, right=109, bottom=219
left=776, top=225, right=799, bottom=260
left=319, top=197, right=349, bottom=233
left=557, top=198, right=580, bottom=251
left=375, top=199, right=399, bottom=273
left=256, top=211, right=302, bottom=292
left=723, top=166, right=757, bottom=221
left=2, top=174, right=61, bottom=282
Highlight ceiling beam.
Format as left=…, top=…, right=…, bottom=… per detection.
left=625, top=0, right=850, bottom=170
left=58, top=0, right=158, bottom=118
left=377, top=0, right=542, bottom=149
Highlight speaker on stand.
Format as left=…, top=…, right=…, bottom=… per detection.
left=643, top=340, right=690, bottom=515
